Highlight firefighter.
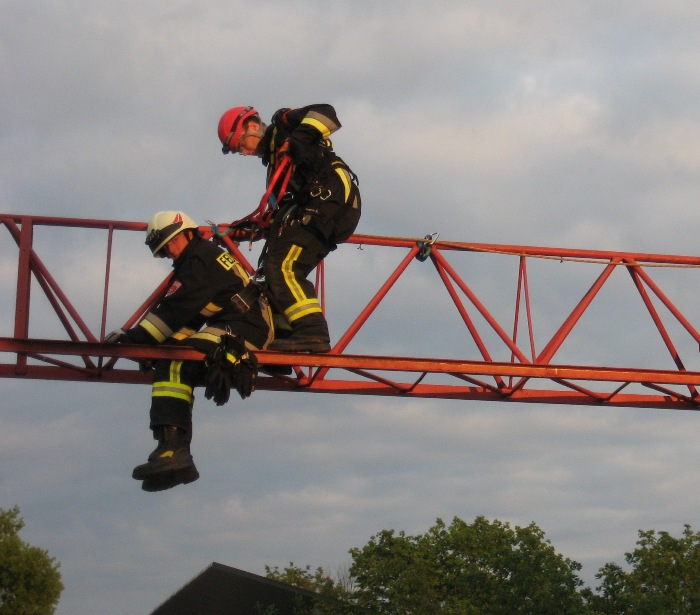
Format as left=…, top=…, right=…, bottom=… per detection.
left=106, top=211, right=273, bottom=492
left=218, top=104, right=361, bottom=353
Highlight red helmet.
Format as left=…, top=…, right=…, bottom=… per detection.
left=218, top=106, right=261, bottom=154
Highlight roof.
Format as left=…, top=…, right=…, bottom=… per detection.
left=150, top=562, right=358, bottom=615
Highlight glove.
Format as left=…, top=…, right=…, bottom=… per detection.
left=204, top=333, right=259, bottom=405
left=105, top=326, right=154, bottom=345
left=105, top=328, right=126, bottom=343
left=235, top=351, right=259, bottom=399
left=138, top=359, right=154, bottom=373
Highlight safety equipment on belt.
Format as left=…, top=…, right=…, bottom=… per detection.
left=145, top=211, right=198, bottom=257
left=218, top=106, right=263, bottom=154
left=231, top=280, right=263, bottom=314
left=204, top=331, right=259, bottom=405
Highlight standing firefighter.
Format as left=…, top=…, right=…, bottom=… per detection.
left=218, top=104, right=361, bottom=353
left=107, top=211, right=273, bottom=492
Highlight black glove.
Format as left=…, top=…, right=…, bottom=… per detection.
left=236, top=351, right=259, bottom=399
left=104, top=328, right=126, bottom=343
left=204, top=333, right=259, bottom=405
left=105, top=326, right=153, bottom=345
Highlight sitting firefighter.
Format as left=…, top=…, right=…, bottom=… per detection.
left=218, top=104, right=361, bottom=353
left=106, top=211, right=273, bottom=492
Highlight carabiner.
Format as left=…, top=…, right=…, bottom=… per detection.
left=416, top=232, right=440, bottom=262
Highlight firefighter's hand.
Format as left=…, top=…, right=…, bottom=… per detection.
left=105, top=328, right=126, bottom=344
left=138, top=360, right=154, bottom=373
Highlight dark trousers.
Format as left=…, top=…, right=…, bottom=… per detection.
left=264, top=222, right=330, bottom=328
left=263, top=199, right=360, bottom=332
left=148, top=334, right=217, bottom=431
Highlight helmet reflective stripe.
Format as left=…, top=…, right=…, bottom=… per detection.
left=145, top=210, right=198, bottom=257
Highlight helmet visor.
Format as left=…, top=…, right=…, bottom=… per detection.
left=145, top=221, right=182, bottom=257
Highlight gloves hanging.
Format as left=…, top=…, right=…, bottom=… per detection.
left=204, top=332, right=258, bottom=405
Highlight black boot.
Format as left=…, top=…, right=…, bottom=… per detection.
left=268, top=313, right=331, bottom=353
left=132, top=425, right=198, bottom=483
left=141, top=465, right=200, bottom=492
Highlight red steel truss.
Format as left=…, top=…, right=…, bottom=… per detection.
left=2, top=213, right=700, bottom=410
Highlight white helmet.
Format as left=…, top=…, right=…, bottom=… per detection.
left=145, top=211, right=198, bottom=257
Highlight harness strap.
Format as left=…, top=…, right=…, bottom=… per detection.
left=229, top=156, right=293, bottom=231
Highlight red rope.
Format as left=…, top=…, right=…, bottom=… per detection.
left=229, top=156, right=292, bottom=230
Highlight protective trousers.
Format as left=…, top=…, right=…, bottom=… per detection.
left=263, top=199, right=360, bottom=339
left=263, top=221, right=331, bottom=337
left=148, top=327, right=224, bottom=431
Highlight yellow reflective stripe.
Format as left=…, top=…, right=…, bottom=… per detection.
left=139, top=313, right=173, bottom=341
left=335, top=167, right=351, bottom=202
left=170, top=360, right=182, bottom=384
left=284, top=298, right=322, bottom=322
left=189, top=330, right=222, bottom=344
left=200, top=302, right=223, bottom=317
left=140, top=319, right=167, bottom=343
left=152, top=362, right=192, bottom=402
left=152, top=384, right=192, bottom=396
left=281, top=245, right=305, bottom=304
left=172, top=327, right=196, bottom=341
left=268, top=126, right=279, bottom=166
left=301, top=117, right=332, bottom=138
left=151, top=382, right=192, bottom=404
left=232, top=260, right=249, bottom=283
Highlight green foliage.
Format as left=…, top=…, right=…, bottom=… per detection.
left=267, top=519, right=700, bottom=614
left=348, top=515, right=586, bottom=614
left=587, top=524, right=700, bottom=614
left=265, top=563, right=338, bottom=596
left=0, top=506, right=63, bottom=615
left=264, top=563, right=357, bottom=614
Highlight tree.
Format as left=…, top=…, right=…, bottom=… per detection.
left=0, top=506, right=63, bottom=615
left=586, top=524, right=700, bottom=614
left=264, top=563, right=357, bottom=614
left=348, top=515, right=587, bottom=614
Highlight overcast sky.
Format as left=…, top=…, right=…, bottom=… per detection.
left=3, top=1, right=700, bottom=613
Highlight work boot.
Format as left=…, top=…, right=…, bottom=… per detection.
left=132, top=425, right=197, bottom=481
left=268, top=313, right=331, bottom=353
left=141, top=465, right=200, bottom=492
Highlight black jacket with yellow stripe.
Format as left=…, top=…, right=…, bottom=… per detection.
left=260, top=103, right=361, bottom=245
left=125, top=235, right=271, bottom=350
left=263, top=104, right=359, bottom=206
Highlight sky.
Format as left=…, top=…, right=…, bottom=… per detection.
left=3, top=0, right=700, bottom=612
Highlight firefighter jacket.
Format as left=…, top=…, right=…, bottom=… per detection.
left=125, top=234, right=271, bottom=350
left=259, top=104, right=361, bottom=245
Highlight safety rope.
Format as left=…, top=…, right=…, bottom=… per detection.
left=230, top=156, right=293, bottom=231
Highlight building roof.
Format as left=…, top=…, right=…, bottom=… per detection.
left=150, top=562, right=357, bottom=615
